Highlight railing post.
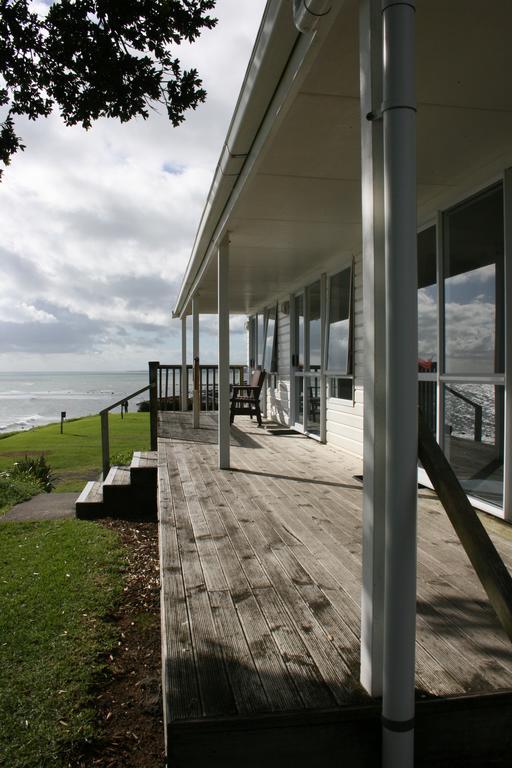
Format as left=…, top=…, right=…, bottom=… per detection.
left=193, top=358, right=200, bottom=426
left=101, top=410, right=110, bottom=479
left=149, top=360, right=159, bottom=451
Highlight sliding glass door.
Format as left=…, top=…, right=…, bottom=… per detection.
left=442, top=184, right=505, bottom=508
left=417, top=183, right=506, bottom=514
left=293, top=282, right=322, bottom=437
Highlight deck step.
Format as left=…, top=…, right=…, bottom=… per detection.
left=76, top=480, right=104, bottom=519
left=131, top=451, right=158, bottom=469
left=103, top=466, right=133, bottom=515
left=104, top=465, right=131, bottom=487
left=76, top=454, right=157, bottom=521
left=130, top=451, right=158, bottom=486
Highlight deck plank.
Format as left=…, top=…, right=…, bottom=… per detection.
left=158, top=412, right=512, bottom=736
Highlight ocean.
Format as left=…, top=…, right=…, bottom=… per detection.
left=0, top=371, right=150, bottom=433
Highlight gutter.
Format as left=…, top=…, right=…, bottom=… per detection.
left=172, top=0, right=299, bottom=318
left=173, top=0, right=344, bottom=319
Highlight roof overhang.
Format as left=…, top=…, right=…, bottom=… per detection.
left=173, top=0, right=512, bottom=318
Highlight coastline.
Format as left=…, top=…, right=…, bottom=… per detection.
left=0, top=371, right=149, bottom=435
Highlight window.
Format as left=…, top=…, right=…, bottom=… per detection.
left=444, top=185, right=504, bottom=375
left=326, top=266, right=352, bottom=374
left=257, top=313, right=265, bottom=368
left=263, top=305, right=277, bottom=372
left=325, top=265, right=353, bottom=400
left=330, top=377, right=353, bottom=401
left=308, top=281, right=322, bottom=372
left=248, top=316, right=256, bottom=369
left=418, top=226, right=437, bottom=368
left=295, top=293, right=305, bottom=371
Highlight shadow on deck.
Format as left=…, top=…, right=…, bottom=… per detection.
left=157, top=412, right=512, bottom=767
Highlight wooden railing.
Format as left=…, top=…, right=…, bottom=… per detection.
left=445, top=385, right=483, bottom=442
left=100, top=362, right=246, bottom=472
left=99, top=384, right=150, bottom=479
left=154, top=363, right=245, bottom=412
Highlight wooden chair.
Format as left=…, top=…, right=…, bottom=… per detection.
left=230, top=370, right=266, bottom=426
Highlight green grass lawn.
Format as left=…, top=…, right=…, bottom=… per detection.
left=0, top=519, right=125, bottom=768
left=0, top=413, right=150, bottom=493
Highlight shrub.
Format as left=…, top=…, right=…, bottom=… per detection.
left=0, top=474, right=42, bottom=511
left=10, top=455, right=55, bottom=493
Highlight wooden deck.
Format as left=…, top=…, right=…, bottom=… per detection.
left=158, top=412, right=512, bottom=767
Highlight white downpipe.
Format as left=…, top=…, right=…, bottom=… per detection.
left=218, top=238, right=230, bottom=469
left=381, top=2, right=417, bottom=768
left=293, top=0, right=331, bottom=33
left=192, top=296, right=200, bottom=429
left=181, top=317, right=188, bottom=412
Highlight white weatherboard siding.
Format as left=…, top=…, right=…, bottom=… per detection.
left=326, top=252, right=364, bottom=458
left=268, top=304, right=290, bottom=425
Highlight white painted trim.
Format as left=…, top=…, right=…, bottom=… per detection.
left=503, top=167, right=512, bottom=521
left=435, top=210, right=445, bottom=448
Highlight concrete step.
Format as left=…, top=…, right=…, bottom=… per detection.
left=76, top=480, right=104, bottom=519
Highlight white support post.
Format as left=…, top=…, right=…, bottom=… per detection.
left=502, top=168, right=512, bottom=521
left=359, top=0, right=386, bottom=698
left=181, top=316, right=188, bottom=412
left=381, top=2, right=417, bottom=767
left=218, top=237, right=230, bottom=469
left=192, top=296, right=200, bottom=429
left=320, top=273, right=327, bottom=443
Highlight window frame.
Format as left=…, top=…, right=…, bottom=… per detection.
left=262, top=303, right=278, bottom=374
left=323, top=261, right=354, bottom=401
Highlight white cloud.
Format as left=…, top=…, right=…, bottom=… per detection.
left=0, top=0, right=266, bottom=371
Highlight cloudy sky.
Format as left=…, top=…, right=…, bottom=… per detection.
left=0, top=0, right=266, bottom=372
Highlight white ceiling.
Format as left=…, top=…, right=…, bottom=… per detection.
left=191, top=0, right=512, bottom=315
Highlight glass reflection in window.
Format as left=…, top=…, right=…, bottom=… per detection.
left=257, top=314, right=265, bottom=368
left=444, top=383, right=504, bottom=507
left=263, top=306, right=277, bottom=372
left=308, top=281, right=321, bottom=371
left=444, top=185, right=504, bottom=374
left=327, top=267, right=352, bottom=373
left=307, top=375, right=321, bottom=435
left=418, top=226, right=437, bottom=370
left=295, top=294, right=304, bottom=370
